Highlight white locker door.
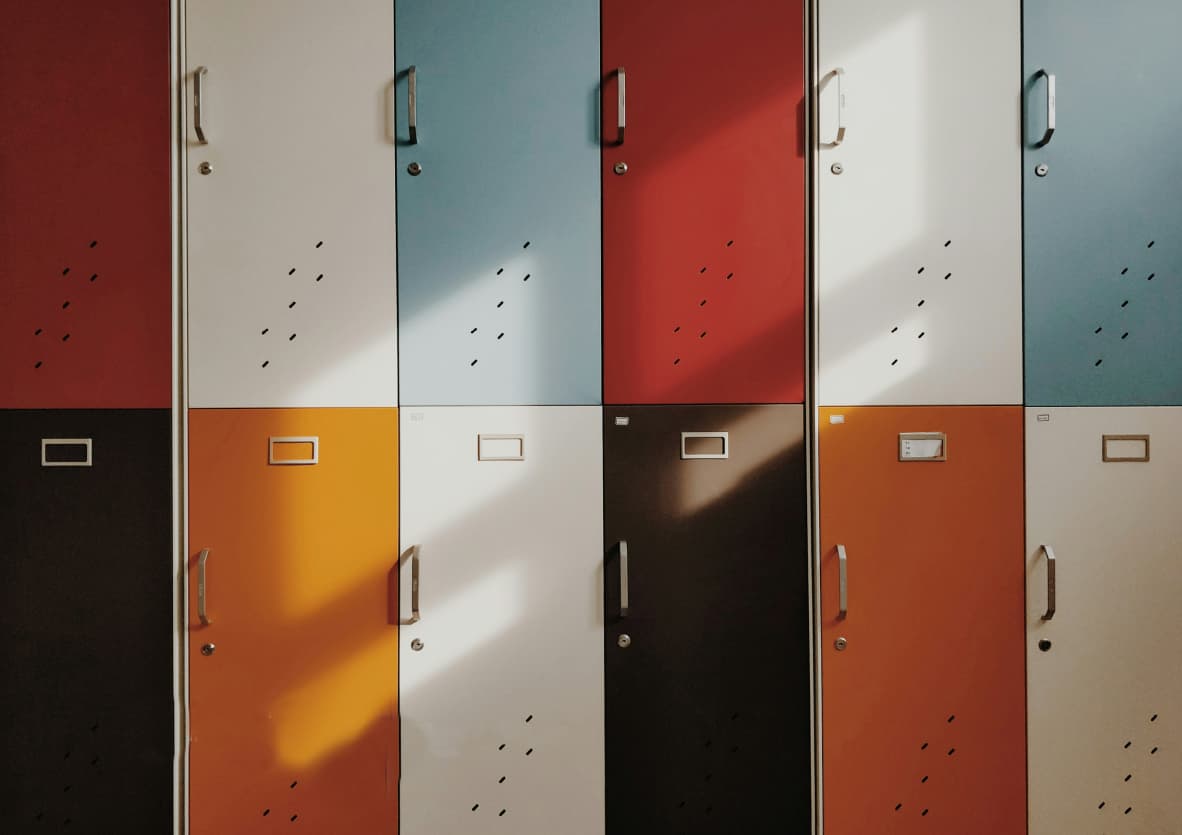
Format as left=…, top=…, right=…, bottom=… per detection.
left=399, top=406, right=604, bottom=835
left=817, top=0, right=1022, bottom=405
left=185, top=0, right=396, bottom=407
left=1027, top=407, right=1182, bottom=833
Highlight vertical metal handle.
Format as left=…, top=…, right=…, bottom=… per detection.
left=402, top=545, right=421, bottom=624
left=1040, top=544, right=1056, bottom=621
left=1036, top=69, right=1055, bottom=147
left=828, top=67, right=847, bottom=147
left=616, top=67, right=626, bottom=145
left=197, top=548, right=211, bottom=625
left=618, top=541, right=629, bottom=618
left=407, top=65, right=418, bottom=144
left=194, top=67, right=208, bottom=145
left=836, top=544, right=848, bottom=619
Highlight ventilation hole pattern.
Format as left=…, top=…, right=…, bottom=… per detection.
left=886, top=239, right=954, bottom=368
left=890, top=712, right=960, bottom=819
left=29, top=240, right=103, bottom=370
left=257, top=240, right=328, bottom=371
left=463, top=242, right=538, bottom=367
left=670, top=239, right=740, bottom=368
left=1092, top=241, right=1165, bottom=369
left=1095, top=712, right=1166, bottom=823
left=671, top=708, right=746, bottom=817
left=469, top=713, right=538, bottom=818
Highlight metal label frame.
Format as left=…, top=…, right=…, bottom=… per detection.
left=268, top=436, right=320, bottom=465
left=477, top=433, right=525, bottom=462
left=1101, top=434, right=1150, bottom=463
left=41, top=438, right=93, bottom=467
left=898, top=432, right=947, bottom=462
left=680, top=431, right=729, bottom=460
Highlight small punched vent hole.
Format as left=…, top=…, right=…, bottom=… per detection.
left=727, top=240, right=734, bottom=247
left=895, top=804, right=903, bottom=811
left=673, top=326, right=681, bottom=333
left=726, top=272, right=734, bottom=280
left=891, top=359, right=899, bottom=366
left=921, top=742, right=928, bottom=750
left=291, top=814, right=298, bottom=821
left=1151, top=747, right=1159, bottom=754
left=61, top=333, right=70, bottom=342
left=89, top=240, right=98, bottom=248
left=471, top=804, right=479, bottom=811
left=497, top=301, right=504, bottom=308
left=1151, top=714, right=1158, bottom=722
left=1098, top=802, right=1105, bottom=810
left=289, top=333, right=296, bottom=341
left=522, top=241, right=530, bottom=249
left=497, top=333, right=505, bottom=340
left=290, top=781, right=298, bottom=788
left=470, top=359, right=478, bottom=366
left=1124, top=741, right=1132, bottom=749
left=1095, top=359, right=1103, bottom=366
left=1147, top=273, right=1155, bottom=281
left=262, top=328, right=270, bottom=335
left=62, top=301, right=70, bottom=309
left=1148, top=241, right=1155, bottom=248
left=947, top=715, right=956, bottom=723
left=1124, top=774, right=1132, bottom=782
left=673, top=358, right=681, bottom=365
left=525, top=748, right=533, bottom=756
left=62, top=268, right=70, bottom=276
left=917, top=332, right=925, bottom=339
left=499, top=809, right=507, bottom=817
left=921, top=775, right=929, bottom=783
left=891, top=326, right=898, bottom=333
left=496, top=268, right=504, bottom=275
left=917, top=299, right=925, bottom=307
left=523, top=274, right=530, bottom=282
left=699, top=299, right=707, bottom=306
left=699, top=331, right=707, bottom=338
left=921, top=809, right=929, bottom=817
left=470, top=327, right=477, bottom=334
left=525, top=715, right=533, bottom=723
left=498, top=744, right=506, bottom=750
left=288, top=301, right=296, bottom=309
left=1125, top=808, right=1132, bottom=815
left=944, top=240, right=951, bottom=247
left=262, top=361, right=270, bottom=368
left=263, top=810, right=270, bottom=817
left=288, top=268, right=296, bottom=275
left=90, top=274, right=98, bottom=282
left=947, top=748, right=956, bottom=756
left=498, top=776, right=506, bottom=784
left=1095, top=327, right=1102, bottom=334
left=944, top=273, right=952, bottom=280
left=34, top=328, right=42, bottom=335
left=34, top=361, right=43, bottom=368
left=699, top=267, right=707, bottom=274
left=315, top=274, right=323, bottom=282
left=917, top=267, right=925, bottom=274
left=315, top=241, right=323, bottom=248
left=1121, top=300, right=1130, bottom=308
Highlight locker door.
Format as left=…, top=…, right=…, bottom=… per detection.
left=394, top=2, right=601, bottom=406
left=818, top=407, right=1025, bottom=834
left=817, top=1, right=1022, bottom=406
left=603, top=405, right=810, bottom=833
left=0, top=410, right=172, bottom=831
left=0, top=2, right=169, bottom=408
left=185, top=1, right=397, bottom=408
left=601, top=2, right=806, bottom=405
left=399, top=407, right=604, bottom=834
left=1026, top=408, right=1182, bottom=832
left=187, top=409, right=398, bottom=833
left=1024, top=2, right=1182, bottom=405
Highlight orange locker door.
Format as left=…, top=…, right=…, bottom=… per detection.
left=188, top=408, right=398, bottom=833
left=818, top=407, right=1025, bottom=834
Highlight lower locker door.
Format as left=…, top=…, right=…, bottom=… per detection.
left=818, top=407, right=1025, bottom=834
left=398, top=406, right=604, bottom=835
left=1026, top=407, right=1182, bottom=833
left=0, top=410, right=172, bottom=831
left=603, top=405, right=810, bottom=834
left=188, top=408, right=398, bottom=833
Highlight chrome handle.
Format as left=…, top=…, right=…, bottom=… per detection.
left=618, top=540, right=629, bottom=618
left=402, top=545, right=421, bottom=624
left=836, top=544, right=848, bottom=619
left=616, top=67, right=626, bottom=145
left=197, top=548, right=211, bottom=625
left=194, top=67, right=208, bottom=145
left=828, top=67, right=847, bottom=147
left=1040, top=544, right=1056, bottom=621
left=1035, top=69, right=1055, bottom=147
left=407, top=65, right=418, bottom=144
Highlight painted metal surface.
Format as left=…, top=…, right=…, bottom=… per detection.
left=0, top=410, right=172, bottom=830
left=601, top=1, right=806, bottom=405
left=395, top=1, right=601, bottom=406
left=1026, top=407, right=1182, bottom=832
left=187, top=408, right=398, bottom=833
left=817, top=1, right=1022, bottom=406
left=1024, top=1, right=1182, bottom=405
left=399, top=406, right=604, bottom=834
left=603, top=405, right=810, bottom=833
left=0, top=1, right=170, bottom=408
left=819, top=406, right=1026, bottom=834
left=186, top=0, right=397, bottom=408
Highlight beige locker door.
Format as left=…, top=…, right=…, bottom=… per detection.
left=1026, top=408, right=1182, bottom=833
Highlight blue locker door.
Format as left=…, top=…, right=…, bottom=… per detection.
left=395, top=0, right=601, bottom=406
left=1025, top=0, right=1182, bottom=405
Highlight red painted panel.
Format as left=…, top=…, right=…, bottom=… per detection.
left=602, top=1, right=805, bottom=404
left=0, top=1, right=170, bottom=408
left=819, top=407, right=1027, bottom=834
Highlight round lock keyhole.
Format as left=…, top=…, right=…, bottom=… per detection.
left=617, top=634, right=632, bottom=648
left=1035, top=163, right=1049, bottom=177
left=1038, top=639, right=1052, bottom=652
left=410, top=638, right=424, bottom=652
left=198, top=162, right=213, bottom=176
left=407, top=162, right=423, bottom=176
left=613, top=161, right=628, bottom=176
left=201, top=643, right=216, bottom=656
left=834, top=637, right=848, bottom=652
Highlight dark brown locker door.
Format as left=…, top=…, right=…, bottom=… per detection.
left=0, top=410, right=172, bottom=831
left=603, top=405, right=810, bottom=833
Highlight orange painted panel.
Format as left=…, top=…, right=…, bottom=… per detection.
left=819, top=407, right=1025, bottom=834
left=188, top=408, right=397, bottom=833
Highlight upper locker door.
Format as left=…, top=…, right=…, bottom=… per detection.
left=603, top=405, right=810, bottom=834
left=0, top=1, right=169, bottom=407
left=395, top=2, right=601, bottom=406
left=399, top=407, right=604, bottom=834
left=818, top=407, right=1025, bottom=835
left=601, top=2, right=806, bottom=405
left=817, top=1, right=1022, bottom=406
left=1026, top=408, right=1182, bottom=832
left=186, top=0, right=396, bottom=408
left=1024, top=2, right=1182, bottom=405
left=0, top=410, right=172, bottom=831
left=187, top=409, right=398, bottom=834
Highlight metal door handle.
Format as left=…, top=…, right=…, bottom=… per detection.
left=1040, top=544, right=1056, bottom=620
left=194, top=67, right=209, bottom=144
left=618, top=540, right=629, bottom=618
left=1035, top=69, right=1055, bottom=147
left=616, top=67, right=626, bottom=145
left=407, top=65, right=418, bottom=144
left=836, top=544, right=848, bottom=619
left=827, top=67, right=846, bottom=147
left=402, top=545, right=421, bottom=624
left=197, top=548, right=211, bottom=625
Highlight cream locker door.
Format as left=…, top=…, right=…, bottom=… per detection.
left=817, top=0, right=1022, bottom=405
left=185, top=0, right=396, bottom=407
left=1026, top=408, right=1182, bottom=832
left=399, top=406, right=604, bottom=835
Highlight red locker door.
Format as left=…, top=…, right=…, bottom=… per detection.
left=0, top=1, right=170, bottom=408
left=602, top=0, right=805, bottom=405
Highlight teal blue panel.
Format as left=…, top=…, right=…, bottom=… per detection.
left=395, top=0, right=601, bottom=405
left=1025, top=0, right=1182, bottom=405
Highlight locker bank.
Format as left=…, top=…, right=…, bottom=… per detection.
left=0, top=1, right=1179, bottom=833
